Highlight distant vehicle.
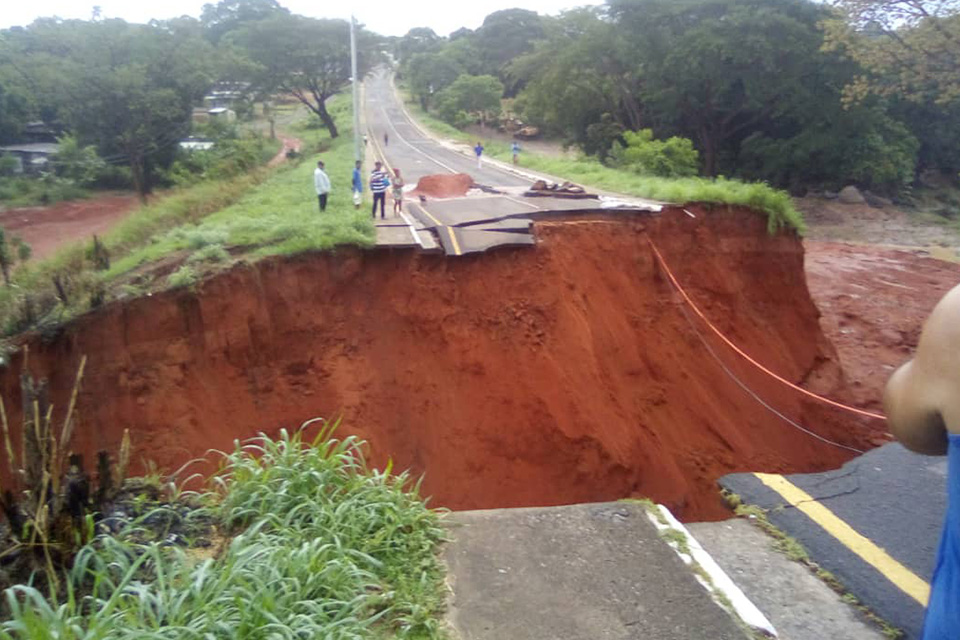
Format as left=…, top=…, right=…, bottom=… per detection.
left=514, top=126, right=540, bottom=140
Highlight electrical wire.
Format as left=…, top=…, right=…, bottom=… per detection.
left=648, top=238, right=887, bottom=422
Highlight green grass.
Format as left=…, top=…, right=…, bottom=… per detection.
left=0, top=95, right=374, bottom=338
left=401, top=90, right=805, bottom=234
left=0, top=425, right=449, bottom=639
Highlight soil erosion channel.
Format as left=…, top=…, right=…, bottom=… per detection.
left=0, top=206, right=881, bottom=520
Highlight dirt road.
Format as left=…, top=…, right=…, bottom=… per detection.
left=0, top=193, right=140, bottom=260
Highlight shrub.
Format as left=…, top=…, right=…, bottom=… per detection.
left=167, top=265, right=198, bottom=288
left=608, top=129, right=700, bottom=178
left=186, top=243, right=230, bottom=264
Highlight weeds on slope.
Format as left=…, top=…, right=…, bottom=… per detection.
left=0, top=96, right=375, bottom=340
left=400, top=91, right=804, bottom=234
left=0, top=423, right=449, bottom=639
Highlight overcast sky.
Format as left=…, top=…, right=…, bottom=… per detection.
left=0, top=0, right=605, bottom=37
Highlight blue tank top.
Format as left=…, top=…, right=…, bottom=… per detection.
left=923, top=433, right=960, bottom=639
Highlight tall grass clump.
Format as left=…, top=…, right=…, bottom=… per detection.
left=0, top=423, right=449, bottom=639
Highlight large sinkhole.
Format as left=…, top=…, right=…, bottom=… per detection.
left=0, top=207, right=881, bottom=521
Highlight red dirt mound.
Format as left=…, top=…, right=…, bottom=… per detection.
left=410, top=173, right=473, bottom=199
left=0, top=207, right=880, bottom=520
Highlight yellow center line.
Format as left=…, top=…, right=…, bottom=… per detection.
left=754, top=472, right=930, bottom=606
left=369, top=111, right=462, bottom=256
left=414, top=203, right=461, bottom=256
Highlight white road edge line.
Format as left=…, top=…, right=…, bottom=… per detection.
left=647, top=505, right=778, bottom=638
left=387, top=73, right=664, bottom=212
left=398, top=211, right=425, bottom=248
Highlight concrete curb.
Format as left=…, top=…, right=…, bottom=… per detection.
left=648, top=504, right=778, bottom=638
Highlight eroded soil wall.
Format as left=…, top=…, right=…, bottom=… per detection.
left=0, top=207, right=879, bottom=520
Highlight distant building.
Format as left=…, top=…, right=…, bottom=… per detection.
left=202, top=81, right=251, bottom=110
left=0, top=142, right=60, bottom=174
left=21, top=121, right=59, bottom=144
left=178, top=137, right=216, bottom=151
left=207, top=108, right=237, bottom=122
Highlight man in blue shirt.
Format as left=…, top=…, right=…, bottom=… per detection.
left=369, top=160, right=390, bottom=219
left=885, top=284, right=960, bottom=640
left=351, top=160, right=363, bottom=209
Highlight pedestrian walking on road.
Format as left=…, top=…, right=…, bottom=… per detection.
left=511, top=141, right=521, bottom=165
left=474, top=141, right=484, bottom=169
left=370, top=160, right=390, bottom=219
left=885, top=283, right=960, bottom=640
left=392, top=168, right=405, bottom=216
left=313, top=160, right=330, bottom=212
left=363, top=133, right=368, bottom=146
left=384, top=132, right=389, bottom=147
left=351, top=160, right=363, bottom=210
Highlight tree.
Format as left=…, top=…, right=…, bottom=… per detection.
left=231, top=15, right=373, bottom=138
left=511, top=8, right=642, bottom=149
left=823, top=1, right=960, bottom=105
left=1, top=18, right=216, bottom=199
left=609, top=0, right=849, bottom=176
left=434, top=74, right=504, bottom=126
left=200, top=0, right=289, bottom=44
left=0, top=69, right=34, bottom=145
left=406, top=52, right=464, bottom=109
left=396, top=27, right=441, bottom=65
left=474, top=9, right=545, bottom=93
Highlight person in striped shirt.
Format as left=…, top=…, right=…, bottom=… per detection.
left=369, top=161, right=391, bottom=219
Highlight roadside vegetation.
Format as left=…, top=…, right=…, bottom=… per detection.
left=402, top=93, right=804, bottom=233
left=0, top=96, right=373, bottom=339
left=396, top=0, right=960, bottom=213
left=0, top=402, right=449, bottom=638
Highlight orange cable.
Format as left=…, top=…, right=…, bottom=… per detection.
left=648, top=239, right=887, bottom=421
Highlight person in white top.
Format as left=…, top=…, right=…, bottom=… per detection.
left=314, top=160, right=331, bottom=212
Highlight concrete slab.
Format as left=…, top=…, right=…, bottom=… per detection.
left=688, top=519, right=886, bottom=640
left=454, top=228, right=536, bottom=255
left=374, top=224, right=419, bottom=248
left=444, top=502, right=746, bottom=640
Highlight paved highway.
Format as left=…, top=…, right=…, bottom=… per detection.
left=722, top=444, right=946, bottom=639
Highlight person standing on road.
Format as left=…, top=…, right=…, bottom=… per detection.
left=511, top=141, right=521, bottom=165
left=885, top=283, right=960, bottom=640
left=391, top=168, right=405, bottom=216
left=351, top=160, right=363, bottom=210
left=474, top=141, right=484, bottom=169
left=313, top=160, right=331, bottom=213
left=370, top=160, right=390, bottom=219
left=384, top=132, right=389, bottom=147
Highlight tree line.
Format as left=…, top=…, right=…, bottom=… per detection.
left=397, top=0, right=960, bottom=195
left=0, top=0, right=382, bottom=199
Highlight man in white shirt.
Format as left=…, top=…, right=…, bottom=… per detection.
left=314, top=160, right=331, bottom=212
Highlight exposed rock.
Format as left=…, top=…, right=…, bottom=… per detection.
left=838, top=185, right=866, bottom=205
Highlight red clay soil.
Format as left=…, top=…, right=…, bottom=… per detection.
left=804, top=240, right=960, bottom=412
left=0, top=193, right=140, bottom=261
left=0, top=207, right=882, bottom=521
left=410, top=173, right=473, bottom=199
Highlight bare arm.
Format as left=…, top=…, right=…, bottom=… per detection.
left=884, top=284, right=960, bottom=455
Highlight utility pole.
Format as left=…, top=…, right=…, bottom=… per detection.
left=350, top=15, right=361, bottom=163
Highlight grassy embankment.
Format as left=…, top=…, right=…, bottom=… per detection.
left=0, top=96, right=373, bottom=338
left=0, top=426, right=449, bottom=639
left=400, top=92, right=804, bottom=234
